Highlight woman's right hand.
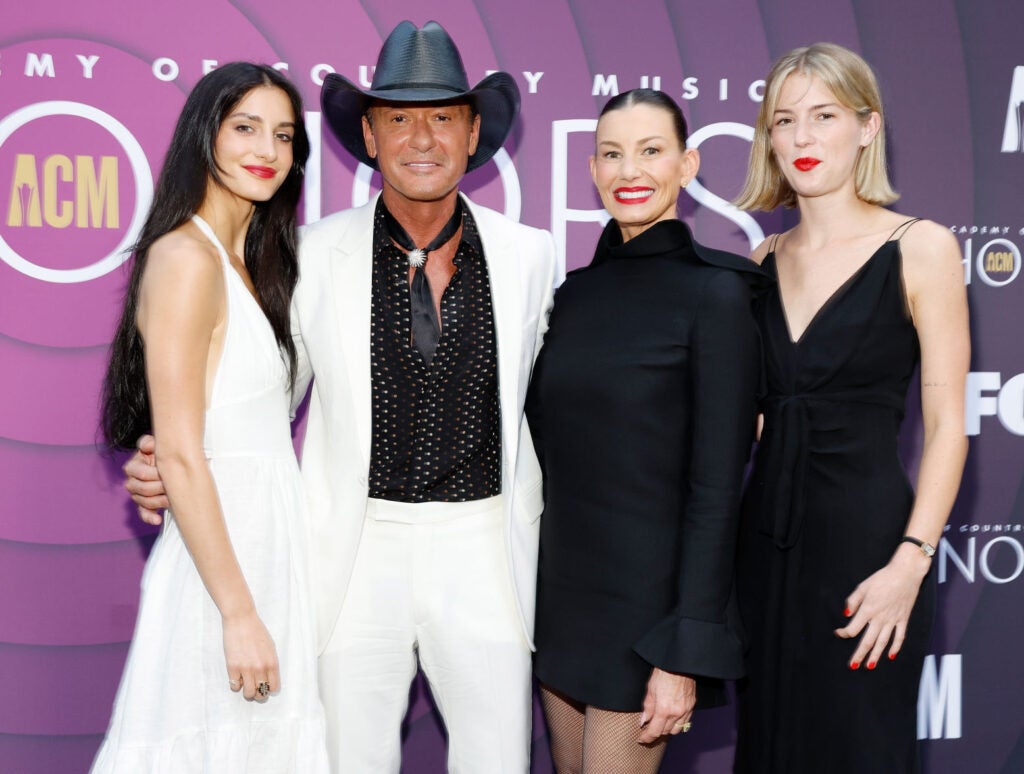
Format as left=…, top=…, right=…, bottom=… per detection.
left=638, top=668, right=697, bottom=743
left=223, top=610, right=280, bottom=700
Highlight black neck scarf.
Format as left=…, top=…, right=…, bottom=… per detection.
left=381, top=198, right=464, bottom=364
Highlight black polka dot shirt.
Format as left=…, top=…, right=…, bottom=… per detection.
left=368, top=199, right=502, bottom=502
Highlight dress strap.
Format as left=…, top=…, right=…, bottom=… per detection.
left=886, top=217, right=921, bottom=242
left=768, top=233, right=782, bottom=254
left=190, top=214, right=232, bottom=268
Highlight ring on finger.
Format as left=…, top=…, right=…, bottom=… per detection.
left=229, top=678, right=241, bottom=690
left=674, top=720, right=693, bottom=733
left=256, top=681, right=271, bottom=698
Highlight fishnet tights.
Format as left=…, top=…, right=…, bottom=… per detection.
left=541, top=684, right=668, bottom=774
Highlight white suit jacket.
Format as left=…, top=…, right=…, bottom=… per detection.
left=291, top=193, right=556, bottom=652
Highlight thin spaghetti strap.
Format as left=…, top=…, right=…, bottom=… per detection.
left=886, top=217, right=922, bottom=242
left=768, top=233, right=782, bottom=253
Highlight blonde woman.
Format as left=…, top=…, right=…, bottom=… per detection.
left=733, top=43, right=968, bottom=773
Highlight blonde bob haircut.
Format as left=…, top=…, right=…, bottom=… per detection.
left=734, top=42, right=898, bottom=211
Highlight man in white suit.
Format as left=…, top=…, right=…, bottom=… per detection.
left=126, top=20, right=554, bottom=773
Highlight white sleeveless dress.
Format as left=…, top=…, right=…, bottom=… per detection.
left=91, top=216, right=329, bottom=773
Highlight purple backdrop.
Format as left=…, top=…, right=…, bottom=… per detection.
left=2, top=1, right=1022, bottom=771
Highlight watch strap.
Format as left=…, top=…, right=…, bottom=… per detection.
left=901, top=535, right=936, bottom=558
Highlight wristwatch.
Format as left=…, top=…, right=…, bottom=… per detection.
left=901, top=535, right=936, bottom=558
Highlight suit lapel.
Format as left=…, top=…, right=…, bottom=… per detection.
left=327, top=198, right=376, bottom=467
left=468, top=197, right=523, bottom=482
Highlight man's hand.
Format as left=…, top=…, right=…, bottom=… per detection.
left=124, top=434, right=168, bottom=525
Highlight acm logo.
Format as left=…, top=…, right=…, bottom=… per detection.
left=0, top=100, right=152, bottom=283
left=8, top=153, right=118, bottom=229
left=961, top=237, right=1020, bottom=287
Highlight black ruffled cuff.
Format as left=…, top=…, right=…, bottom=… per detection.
left=633, top=614, right=745, bottom=681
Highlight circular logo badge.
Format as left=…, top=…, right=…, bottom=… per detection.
left=976, top=238, right=1020, bottom=287
left=0, top=39, right=183, bottom=349
left=0, top=100, right=152, bottom=283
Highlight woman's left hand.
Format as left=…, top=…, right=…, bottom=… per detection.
left=834, top=545, right=931, bottom=669
left=638, top=668, right=697, bottom=743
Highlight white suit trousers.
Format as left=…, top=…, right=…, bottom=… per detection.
left=318, top=496, right=532, bottom=773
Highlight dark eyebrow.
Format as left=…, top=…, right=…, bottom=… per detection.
left=597, top=135, right=668, bottom=146
left=227, top=113, right=295, bottom=129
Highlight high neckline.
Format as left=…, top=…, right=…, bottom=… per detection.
left=583, top=217, right=774, bottom=291
left=592, top=219, right=693, bottom=264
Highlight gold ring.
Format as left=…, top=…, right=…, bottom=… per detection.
left=257, top=681, right=271, bottom=698
left=681, top=721, right=692, bottom=733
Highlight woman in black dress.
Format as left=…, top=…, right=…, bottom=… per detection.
left=527, top=89, right=765, bottom=772
left=733, top=44, right=969, bottom=772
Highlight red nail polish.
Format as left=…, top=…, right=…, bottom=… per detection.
left=888, top=653, right=897, bottom=661
left=844, top=607, right=851, bottom=617
left=867, top=662, right=876, bottom=670
left=849, top=662, right=859, bottom=670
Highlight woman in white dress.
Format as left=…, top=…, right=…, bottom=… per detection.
left=94, top=62, right=328, bottom=772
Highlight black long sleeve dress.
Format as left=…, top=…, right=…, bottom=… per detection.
left=527, top=218, right=766, bottom=711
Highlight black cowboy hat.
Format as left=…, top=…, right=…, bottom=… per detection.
left=321, top=20, right=520, bottom=172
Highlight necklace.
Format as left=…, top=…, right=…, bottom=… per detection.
left=381, top=197, right=464, bottom=268
left=380, top=198, right=464, bottom=364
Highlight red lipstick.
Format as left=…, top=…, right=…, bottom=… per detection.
left=613, top=186, right=654, bottom=204
left=244, top=165, right=276, bottom=179
left=794, top=157, right=821, bottom=172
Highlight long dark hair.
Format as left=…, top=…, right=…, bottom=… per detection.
left=599, top=88, right=690, bottom=147
left=101, top=62, right=310, bottom=449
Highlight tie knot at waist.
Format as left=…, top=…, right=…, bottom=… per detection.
left=755, top=389, right=903, bottom=549
left=763, top=389, right=904, bottom=414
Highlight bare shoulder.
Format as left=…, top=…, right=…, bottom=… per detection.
left=899, top=218, right=958, bottom=260
left=143, top=224, right=222, bottom=287
left=893, top=218, right=966, bottom=314
left=137, top=223, right=225, bottom=334
left=897, top=218, right=961, bottom=285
